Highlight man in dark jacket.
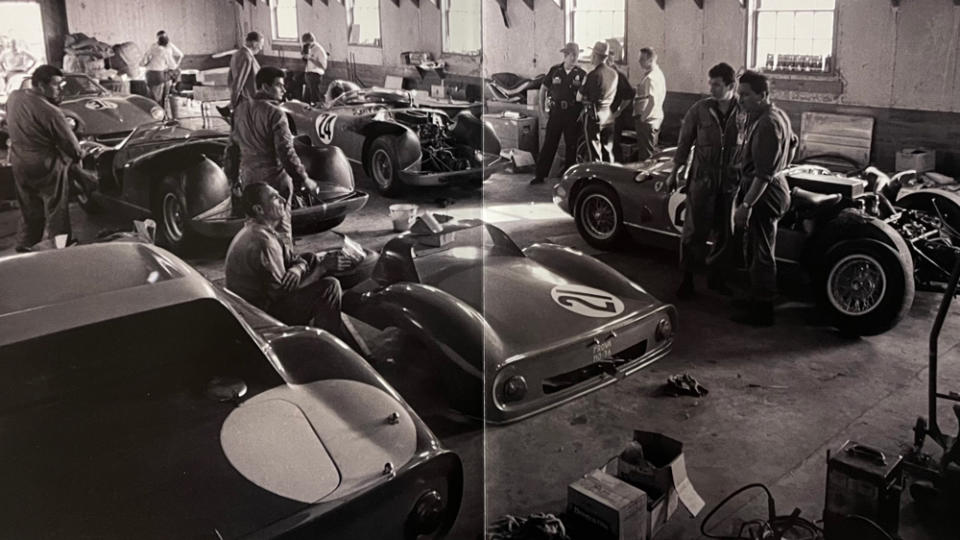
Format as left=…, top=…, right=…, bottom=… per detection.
left=6, top=65, right=83, bottom=252
left=606, top=50, right=636, bottom=163
left=731, top=70, right=796, bottom=326
left=228, top=31, right=263, bottom=108
left=579, top=41, right=618, bottom=163
left=230, top=66, right=317, bottom=248
left=674, top=63, right=740, bottom=298
left=530, top=42, right=587, bottom=185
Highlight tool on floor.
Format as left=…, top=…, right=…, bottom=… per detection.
left=699, top=483, right=824, bottom=540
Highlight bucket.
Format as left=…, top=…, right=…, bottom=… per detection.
left=169, top=95, right=189, bottom=118
left=389, top=204, right=419, bottom=232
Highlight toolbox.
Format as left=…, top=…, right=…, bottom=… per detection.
left=481, top=113, right=538, bottom=155
left=823, top=440, right=902, bottom=539
left=567, top=469, right=648, bottom=540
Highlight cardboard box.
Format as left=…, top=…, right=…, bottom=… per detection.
left=527, top=88, right=539, bottom=106
left=568, top=469, right=648, bottom=540
left=896, top=147, right=936, bottom=173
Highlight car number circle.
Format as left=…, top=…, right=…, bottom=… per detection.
left=667, top=192, right=687, bottom=233
left=550, top=284, right=625, bottom=318
left=84, top=99, right=118, bottom=110
left=315, top=113, right=337, bottom=144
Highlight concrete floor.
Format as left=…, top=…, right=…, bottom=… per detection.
left=2, top=166, right=959, bottom=540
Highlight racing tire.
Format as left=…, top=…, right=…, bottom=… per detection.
left=366, top=137, right=405, bottom=197
left=575, top=182, right=627, bottom=250
left=154, top=176, right=191, bottom=251
left=816, top=238, right=914, bottom=336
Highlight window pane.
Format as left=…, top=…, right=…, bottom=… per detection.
left=813, top=12, right=834, bottom=38
left=812, top=0, right=836, bottom=10
left=813, top=39, right=832, bottom=56
left=776, top=12, right=795, bottom=38
left=775, top=39, right=793, bottom=54
left=757, top=12, right=776, bottom=38
left=794, top=11, right=813, bottom=39
left=569, top=0, right=626, bottom=61
left=794, top=39, right=812, bottom=55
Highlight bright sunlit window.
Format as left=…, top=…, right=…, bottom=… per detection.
left=271, top=0, right=299, bottom=41
left=442, top=0, right=481, bottom=56
left=566, top=0, right=626, bottom=63
left=0, top=2, right=47, bottom=73
left=751, top=0, right=836, bottom=73
left=347, top=0, right=382, bottom=47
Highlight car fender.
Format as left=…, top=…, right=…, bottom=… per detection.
left=353, top=283, right=501, bottom=378
left=361, top=121, right=421, bottom=174
left=124, top=142, right=232, bottom=218
left=562, top=164, right=637, bottom=216
left=523, top=242, right=650, bottom=298
left=296, top=143, right=356, bottom=193
left=806, top=208, right=912, bottom=269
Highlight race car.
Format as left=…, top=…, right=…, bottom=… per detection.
left=73, top=118, right=368, bottom=251
left=0, top=242, right=463, bottom=539
left=345, top=219, right=677, bottom=423
left=278, top=81, right=506, bottom=196
left=554, top=148, right=960, bottom=336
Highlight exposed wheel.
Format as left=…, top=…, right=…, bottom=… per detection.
left=817, top=239, right=913, bottom=336
left=366, top=137, right=404, bottom=197
left=575, top=182, right=626, bottom=250
left=575, top=136, right=591, bottom=164
left=154, top=176, right=190, bottom=251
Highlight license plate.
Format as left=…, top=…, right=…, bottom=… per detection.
left=592, top=340, right=613, bottom=363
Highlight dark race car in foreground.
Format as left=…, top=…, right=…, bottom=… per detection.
left=73, top=118, right=368, bottom=251
left=555, top=148, right=960, bottom=336
left=279, top=82, right=507, bottom=196
left=0, top=242, right=462, bottom=539
left=345, top=220, right=677, bottom=423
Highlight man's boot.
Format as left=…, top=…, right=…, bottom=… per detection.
left=731, top=300, right=774, bottom=326
left=707, top=274, right=733, bottom=296
left=676, top=272, right=696, bottom=300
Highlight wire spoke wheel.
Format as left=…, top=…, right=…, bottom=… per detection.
left=371, top=148, right=394, bottom=190
left=161, top=192, right=185, bottom=242
left=582, top=193, right=618, bottom=240
left=827, top=254, right=886, bottom=316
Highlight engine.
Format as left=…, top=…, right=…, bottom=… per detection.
left=394, top=109, right=482, bottom=173
left=887, top=206, right=959, bottom=289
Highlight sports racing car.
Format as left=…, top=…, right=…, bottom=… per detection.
left=0, top=242, right=462, bottom=539
left=555, top=148, right=960, bottom=336
left=279, top=82, right=506, bottom=196
left=345, top=219, right=677, bottom=423
left=73, top=118, right=368, bottom=250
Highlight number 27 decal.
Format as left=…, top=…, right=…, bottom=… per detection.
left=550, top=285, right=625, bottom=318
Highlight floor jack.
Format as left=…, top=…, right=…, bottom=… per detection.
left=905, top=252, right=960, bottom=511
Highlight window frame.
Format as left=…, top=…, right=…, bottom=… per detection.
left=440, top=0, right=481, bottom=57
left=564, top=0, right=628, bottom=65
left=748, top=0, right=839, bottom=76
left=270, top=0, right=300, bottom=43
left=345, top=0, right=384, bottom=49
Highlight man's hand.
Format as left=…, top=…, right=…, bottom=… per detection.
left=281, top=265, right=305, bottom=291
left=320, top=251, right=356, bottom=273
left=303, top=178, right=319, bottom=193
left=665, top=169, right=679, bottom=192
left=734, top=203, right=752, bottom=231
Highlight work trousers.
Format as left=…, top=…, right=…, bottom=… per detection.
left=13, top=157, right=72, bottom=249
left=303, top=72, right=324, bottom=104
left=268, top=255, right=348, bottom=340
left=586, top=120, right=615, bottom=163
left=680, top=176, right=737, bottom=281
left=634, top=120, right=660, bottom=161
left=534, top=109, right=580, bottom=180
left=145, top=70, right=171, bottom=109
left=740, top=183, right=790, bottom=302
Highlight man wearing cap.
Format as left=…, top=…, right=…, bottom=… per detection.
left=228, top=31, right=264, bottom=108
left=578, top=41, right=619, bottom=163
left=531, top=42, right=587, bottom=185
left=300, top=32, right=328, bottom=104
left=633, top=48, right=666, bottom=161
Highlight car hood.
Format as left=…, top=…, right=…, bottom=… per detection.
left=62, top=95, right=157, bottom=135
left=417, top=253, right=662, bottom=358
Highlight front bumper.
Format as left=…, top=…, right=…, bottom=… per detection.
left=486, top=305, right=677, bottom=424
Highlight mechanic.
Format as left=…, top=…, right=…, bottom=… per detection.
left=225, top=183, right=359, bottom=346
left=606, top=46, right=636, bottom=163
left=1, top=39, right=37, bottom=89
left=228, top=31, right=264, bottom=108
left=140, top=30, right=183, bottom=109
left=530, top=42, right=586, bottom=186
left=229, top=66, right=318, bottom=248
left=674, top=62, right=741, bottom=299
left=6, top=65, right=82, bottom=252
left=632, top=48, right=666, bottom=161
left=300, top=32, right=328, bottom=104
left=578, top=41, right=618, bottom=163
left=731, top=70, right=795, bottom=326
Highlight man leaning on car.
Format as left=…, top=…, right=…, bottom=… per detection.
left=225, top=183, right=360, bottom=346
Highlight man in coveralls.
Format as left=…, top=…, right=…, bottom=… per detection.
left=731, top=70, right=795, bottom=326
left=673, top=62, right=741, bottom=299
left=530, top=42, right=587, bottom=185
left=230, top=66, right=317, bottom=249
left=6, top=65, right=83, bottom=252
left=579, top=41, right=618, bottom=163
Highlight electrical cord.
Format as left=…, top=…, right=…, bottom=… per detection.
left=699, top=483, right=823, bottom=540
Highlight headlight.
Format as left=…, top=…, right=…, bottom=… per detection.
left=501, top=375, right=528, bottom=403
left=65, top=116, right=77, bottom=130
left=474, top=150, right=484, bottom=162
left=406, top=490, right=445, bottom=536
left=150, top=106, right=165, bottom=120
left=655, top=317, right=673, bottom=342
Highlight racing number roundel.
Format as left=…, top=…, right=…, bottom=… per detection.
left=550, top=284, right=625, bottom=318
left=667, top=192, right=687, bottom=233
left=315, top=113, right=337, bottom=145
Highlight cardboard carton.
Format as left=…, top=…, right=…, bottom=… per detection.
left=567, top=469, right=648, bottom=540
left=895, top=148, right=936, bottom=173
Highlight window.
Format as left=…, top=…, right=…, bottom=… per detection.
left=565, top=0, right=626, bottom=63
left=346, top=0, right=382, bottom=47
left=441, top=0, right=481, bottom=56
left=271, top=0, right=299, bottom=41
left=751, top=0, right=836, bottom=74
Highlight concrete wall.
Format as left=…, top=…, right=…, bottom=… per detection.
left=65, top=0, right=239, bottom=55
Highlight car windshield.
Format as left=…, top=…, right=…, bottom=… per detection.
left=121, top=117, right=229, bottom=147
left=63, top=75, right=108, bottom=97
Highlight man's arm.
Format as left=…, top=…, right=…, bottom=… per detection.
left=259, top=235, right=300, bottom=301
left=310, top=45, right=328, bottom=71
left=170, top=43, right=184, bottom=67
left=741, top=118, right=783, bottom=206
left=633, top=77, right=651, bottom=118
left=673, top=105, right=698, bottom=168
left=140, top=46, right=153, bottom=67
left=50, top=109, right=83, bottom=161
left=272, top=111, right=310, bottom=184
left=230, top=51, right=254, bottom=104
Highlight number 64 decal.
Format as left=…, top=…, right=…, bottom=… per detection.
left=315, top=113, right=337, bottom=145
left=550, top=284, right=625, bottom=318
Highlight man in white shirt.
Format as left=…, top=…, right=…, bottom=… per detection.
left=140, top=30, right=183, bottom=109
left=300, top=32, right=328, bottom=104
left=633, top=47, right=666, bottom=161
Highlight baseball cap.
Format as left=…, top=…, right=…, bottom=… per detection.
left=560, top=42, right=580, bottom=56
left=591, top=41, right=610, bottom=57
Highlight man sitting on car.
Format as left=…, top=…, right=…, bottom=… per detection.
left=225, top=182, right=359, bottom=346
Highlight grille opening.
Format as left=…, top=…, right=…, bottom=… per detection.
left=542, top=340, right=648, bottom=395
